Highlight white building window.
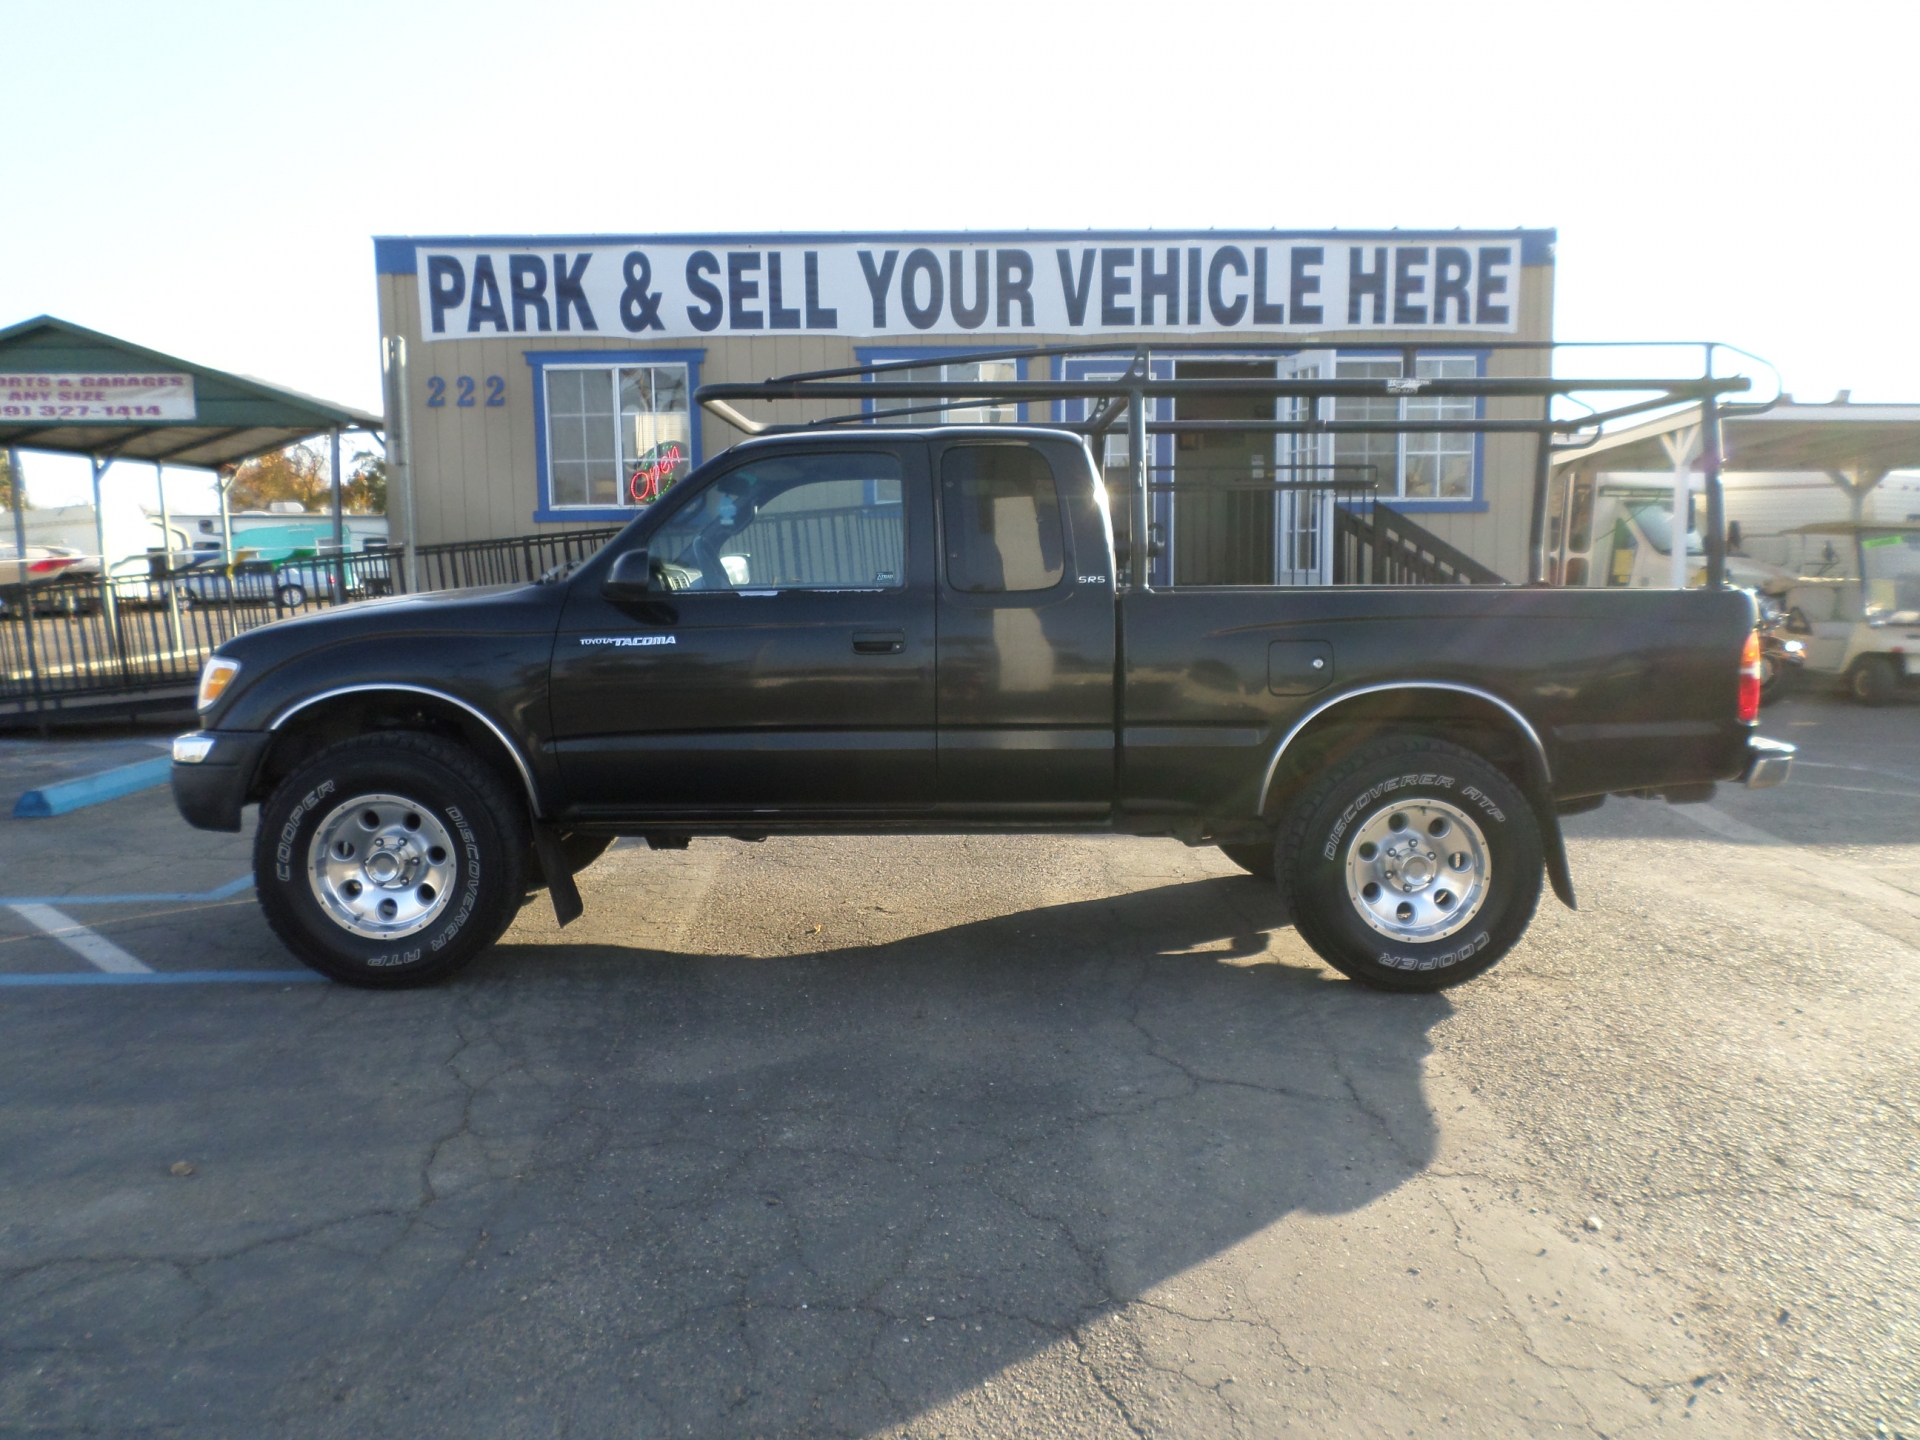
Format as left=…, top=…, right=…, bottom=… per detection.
left=1332, top=354, right=1476, bottom=501
left=873, top=359, right=1019, bottom=425
left=544, top=363, right=692, bottom=510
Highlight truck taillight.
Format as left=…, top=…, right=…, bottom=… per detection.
left=1737, top=630, right=1763, bottom=723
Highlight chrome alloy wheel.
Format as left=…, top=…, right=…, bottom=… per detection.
left=307, top=793, right=458, bottom=939
left=1342, top=797, right=1490, bottom=944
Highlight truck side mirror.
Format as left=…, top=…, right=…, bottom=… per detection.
left=601, top=548, right=653, bottom=602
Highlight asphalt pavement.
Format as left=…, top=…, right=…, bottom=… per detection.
left=0, top=694, right=1913, bottom=1439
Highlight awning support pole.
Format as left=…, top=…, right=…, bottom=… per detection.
left=89, top=455, right=121, bottom=644
left=7, top=447, right=44, bottom=728
left=330, top=428, right=345, bottom=603
left=157, top=461, right=184, bottom=654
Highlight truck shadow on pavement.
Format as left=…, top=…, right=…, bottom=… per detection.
left=1, top=874, right=1450, bottom=1438
left=417, top=876, right=1448, bottom=1435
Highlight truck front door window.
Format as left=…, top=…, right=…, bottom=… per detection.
left=647, top=453, right=905, bottom=591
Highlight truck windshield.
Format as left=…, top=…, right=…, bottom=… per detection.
left=1861, top=531, right=1920, bottom=622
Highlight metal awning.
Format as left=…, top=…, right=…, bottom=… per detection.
left=1552, top=398, right=1920, bottom=476
left=0, top=315, right=381, bottom=469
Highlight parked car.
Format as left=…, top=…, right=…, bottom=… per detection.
left=173, top=423, right=1792, bottom=993
left=0, top=543, right=87, bottom=616
left=1770, top=522, right=1920, bottom=704
left=179, top=552, right=395, bottom=610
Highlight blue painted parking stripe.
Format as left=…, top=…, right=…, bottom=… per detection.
left=0, top=876, right=254, bottom=906
left=0, top=970, right=325, bottom=987
left=13, top=756, right=175, bottom=818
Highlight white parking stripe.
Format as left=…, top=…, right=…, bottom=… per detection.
left=1671, top=806, right=1920, bottom=921
left=6, top=904, right=153, bottom=974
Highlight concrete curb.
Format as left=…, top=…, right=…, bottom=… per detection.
left=12, top=757, right=173, bottom=818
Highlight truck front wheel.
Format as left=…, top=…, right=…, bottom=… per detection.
left=254, top=732, right=529, bottom=988
left=1278, top=736, right=1542, bottom=993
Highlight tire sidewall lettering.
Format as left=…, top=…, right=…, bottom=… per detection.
left=1375, top=930, right=1490, bottom=973
left=1322, top=772, right=1455, bottom=861
left=274, top=779, right=336, bottom=882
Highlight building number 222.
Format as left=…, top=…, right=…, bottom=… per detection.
left=426, top=376, right=505, bottom=408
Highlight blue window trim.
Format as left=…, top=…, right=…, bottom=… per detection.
left=524, top=348, right=705, bottom=524
left=1335, top=346, right=1488, bottom=514
left=854, top=346, right=1032, bottom=425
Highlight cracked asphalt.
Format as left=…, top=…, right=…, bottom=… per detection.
left=0, top=692, right=1914, bottom=1438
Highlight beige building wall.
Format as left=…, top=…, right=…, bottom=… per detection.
left=377, top=252, right=1553, bottom=583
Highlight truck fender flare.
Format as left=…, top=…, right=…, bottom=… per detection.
left=1255, top=680, right=1576, bottom=911
left=268, top=684, right=547, bottom=820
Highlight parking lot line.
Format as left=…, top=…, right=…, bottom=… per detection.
left=1674, top=805, right=1920, bottom=920
left=0, top=876, right=253, bottom=906
left=6, top=903, right=152, bottom=974
left=0, top=970, right=324, bottom=987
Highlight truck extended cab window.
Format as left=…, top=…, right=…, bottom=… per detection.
left=941, top=444, right=1065, bottom=593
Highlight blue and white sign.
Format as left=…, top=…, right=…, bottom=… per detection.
left=402, top=233, right=1536, bottom=342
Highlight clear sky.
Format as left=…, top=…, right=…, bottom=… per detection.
left=2, top=0, right=1914, bottom=511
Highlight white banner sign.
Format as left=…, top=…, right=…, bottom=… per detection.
left=0, top=372, right=196, bottom=422
left=411, top=235, right=1527, bottom=343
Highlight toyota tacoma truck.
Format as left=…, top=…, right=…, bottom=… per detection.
left=171, top=423, right=1791, bottom=991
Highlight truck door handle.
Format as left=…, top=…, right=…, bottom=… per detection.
left=852, top=630, right=905, bottom=654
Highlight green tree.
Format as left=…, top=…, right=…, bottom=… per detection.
left=229, top=444, right=329, bottom=512
left=347, top=452, right=388, bottom=514
left=0, top=450, right=22, bottom=511
left=228, top=444, right=387, bottom=514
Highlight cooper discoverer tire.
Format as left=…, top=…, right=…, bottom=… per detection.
left=253, top=732, right=529, bottom=988
left=1278, top=735, right=1542, bottom=993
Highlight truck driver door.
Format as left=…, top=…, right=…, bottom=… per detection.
left=550, top=445, right=937, bottom=820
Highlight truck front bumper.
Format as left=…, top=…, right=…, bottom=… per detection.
left=170, top=730, right=271, bottom=831
left=1741, top=734, right=1796, bottom=789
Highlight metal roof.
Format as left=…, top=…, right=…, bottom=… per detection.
left=1553, top=398, right=1920, bottom=476
left=0, top=315, right=382, bottom=470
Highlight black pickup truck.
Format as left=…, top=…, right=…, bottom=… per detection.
left=172, top=423, right=1790, bottom=991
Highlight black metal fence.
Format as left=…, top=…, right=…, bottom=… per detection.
left=0, top=526, right=619, bottom=718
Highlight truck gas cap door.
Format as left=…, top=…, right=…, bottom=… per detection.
left=1269, top=640, right=1334, bottom=696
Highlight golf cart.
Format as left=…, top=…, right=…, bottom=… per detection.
left=1771, top=522, right=1920, bottom=704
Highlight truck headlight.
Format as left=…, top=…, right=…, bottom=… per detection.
left=197, top=656, right=241, bottom=711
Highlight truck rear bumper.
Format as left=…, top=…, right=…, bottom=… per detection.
left=1741, top=734, right=1796, bottom=789
left=170, top=730, right=271, bottom=832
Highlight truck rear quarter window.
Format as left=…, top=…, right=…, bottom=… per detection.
left=941, top=445, right=1065, bottom=594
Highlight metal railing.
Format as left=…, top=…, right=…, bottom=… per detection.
left=1333, top=503, right=1507, bottom=586
left=0, top=526, right=621, bottom=717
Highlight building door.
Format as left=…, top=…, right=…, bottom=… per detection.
left=549, top=444, right=938, bottom=819
left=1172, top=354, right=1334, bottom=585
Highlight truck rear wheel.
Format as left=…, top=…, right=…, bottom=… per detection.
left=1278, top=736, right=1542, bottom=993
left=254, top=732, right=529, bottom=988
